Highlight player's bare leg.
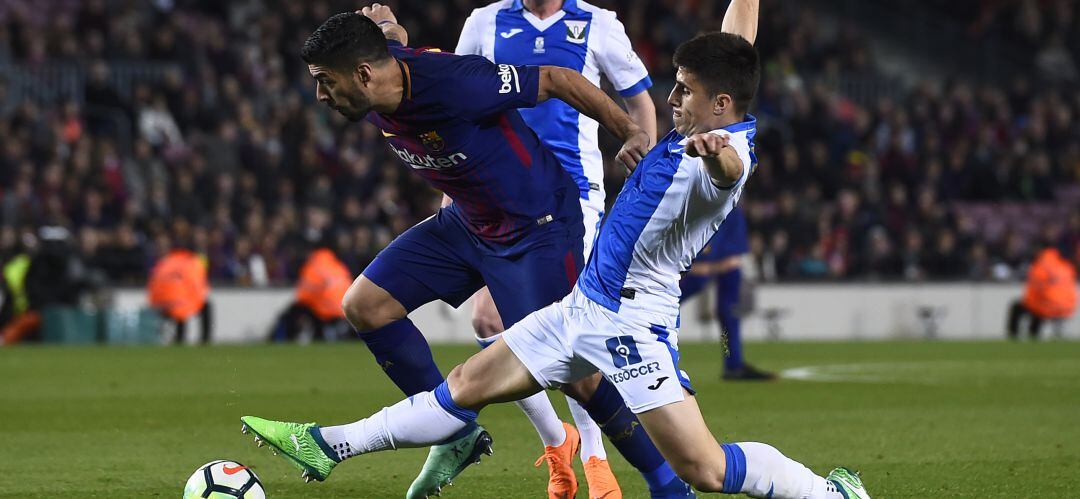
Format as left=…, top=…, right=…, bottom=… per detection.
left=629, top=391, right=869, bottom=498
left=448, top=338, right=546, bottom=407
left=472, top=287, right=615, bottom=499
left=563, top=377, right=693, bottom=498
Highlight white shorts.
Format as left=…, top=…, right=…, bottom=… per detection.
left=503, top=288, right=694, bottom=413
left=580, top=189, right=604, bottom=260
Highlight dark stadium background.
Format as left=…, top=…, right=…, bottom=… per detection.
left=2, top=2, right=1079, bottom=498
left=2, top=0, right=1078, bottom=289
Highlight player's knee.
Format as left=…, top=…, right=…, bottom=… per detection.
left=561, top=373, right=601, bottom=404
left=342, top=280, right=401, bottom=332
left=445, top=364, right=483, bottom=410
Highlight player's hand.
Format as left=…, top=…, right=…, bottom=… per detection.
left=616, top=129, right=651, bottom=173
left=684, top=132, right=730, bottom=158
left=358, top=3, right=398, bottom=25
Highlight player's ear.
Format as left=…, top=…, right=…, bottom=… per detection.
left=713, top=93, right=732, bottom=117
left=355, top=63, right=373, bottom=87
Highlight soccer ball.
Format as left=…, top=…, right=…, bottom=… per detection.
left=183, top=460, right=265, bottom=499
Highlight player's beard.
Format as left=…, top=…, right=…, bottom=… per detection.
left=336, top=93, right=371, bottom=122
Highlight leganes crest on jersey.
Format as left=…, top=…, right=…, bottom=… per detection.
left=578, top=116, right=758, bottom=325
left=456, top=0, right=652, bottom=200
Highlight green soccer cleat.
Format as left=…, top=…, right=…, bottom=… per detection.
left=405, top=425, right=494, bottom=499
left=240, top=416, right=340, bottom=483
left=827, top=467, right=871, bottom=499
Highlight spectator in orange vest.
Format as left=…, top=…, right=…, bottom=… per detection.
left=148, top=239, right=212, bottom=344
left=1007, top=244, right=1077, bottom=339
left=271, top=244, right=352, bottom=342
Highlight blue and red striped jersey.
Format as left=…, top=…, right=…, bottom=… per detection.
left=366, top=42, right=580, bottom=244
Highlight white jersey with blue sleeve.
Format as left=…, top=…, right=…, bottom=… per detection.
left=500, top=115, right=759, bottom=413
left=578, top=116, right=758, bottom=326
left=455, top=0, right=652, bottom=203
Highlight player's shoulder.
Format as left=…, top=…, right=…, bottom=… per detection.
left=706, top=114, right=758, bottom=140
left=570, top=0, right=622, bottom=27
left=389, top=43, right=463, bottom=67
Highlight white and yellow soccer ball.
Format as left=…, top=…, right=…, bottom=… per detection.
left=183, top=460, right=265, bottom=499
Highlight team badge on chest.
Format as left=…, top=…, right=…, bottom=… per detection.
left=420, top=131, right=445, bottom=152
left=564, top=20, right=588, bottom=43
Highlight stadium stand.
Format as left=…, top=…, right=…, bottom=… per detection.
left=0, top=0, right=1078, bottom=290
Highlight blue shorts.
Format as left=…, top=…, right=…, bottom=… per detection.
left=694, top=207, right=749, bottom=263
left=363, top=206, right=585, bottom=328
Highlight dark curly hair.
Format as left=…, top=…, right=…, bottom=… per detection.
left=302, top=12, right=390, bottom=70
left=673, top=32, right=760, bottom=114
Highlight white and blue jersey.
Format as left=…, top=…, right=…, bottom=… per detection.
left=578, top=116, right=758, bottom=326
left=456, top=0, right=652, bottom=202
left=502, top=116, right=759, bottom=413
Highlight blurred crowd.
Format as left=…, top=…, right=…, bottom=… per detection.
left=1, top=0, right=1078, bottom=288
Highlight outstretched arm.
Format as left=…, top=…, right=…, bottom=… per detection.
left=538, top=66, right=650, bottom=170
left=721, top=0, right=759, bottom=45
left=360, top=3, right=408, bottom=46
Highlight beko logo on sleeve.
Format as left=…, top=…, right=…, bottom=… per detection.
left=497, top=64, right=520, bottom=94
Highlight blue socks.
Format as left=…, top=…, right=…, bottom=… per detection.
left=433, top=381, right=481, bottom=441
left=583, top=379, right=682, bottom=494
left=716, top=268, right=743, bottom=371
left=358, top=318, right=444, bottom=396
left=720, top=443, right=748, bottom=494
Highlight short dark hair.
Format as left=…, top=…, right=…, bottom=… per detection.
left=673, top=32, right=760, bottom=114
left=302, top=12, right=389, bottom=70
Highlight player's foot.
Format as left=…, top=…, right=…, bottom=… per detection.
left=582, top=456, right=622, bottom=499
left=534, top=422, right=580, bottom=499
left=239, top=416, right=339, bottom=482
left=406, top=424, right=494, bottom=499
left=827, top=467, right=871, bottom=499
left=722, top=363, right=775, bottom=381
left=650, top=476, right=696, bottom=499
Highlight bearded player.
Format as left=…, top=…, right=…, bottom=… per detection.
left=242, top=3, right=871, bottom=495
left=276, top=4, right=692, bottom=498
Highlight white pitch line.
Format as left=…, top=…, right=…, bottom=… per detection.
left=779, top=363, right=942, bottom=385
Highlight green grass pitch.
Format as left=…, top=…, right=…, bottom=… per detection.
left=2, top=341, right=1078, bottom=498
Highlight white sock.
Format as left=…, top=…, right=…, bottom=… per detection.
left=515, top=392, right=567, bottom=447
left=729, top=442, right=843, bottom=499
left=478, top=332, right=566, bottom=448
left=567, top=396, right=606, bottom=460
left=320, top=390, right=468, bottom=460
